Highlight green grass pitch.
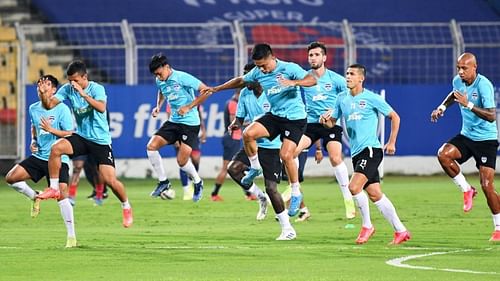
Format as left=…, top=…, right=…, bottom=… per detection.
left=0, top=175, right=498, bottom=280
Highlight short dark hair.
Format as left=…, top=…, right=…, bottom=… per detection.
left=243, top=62, right=255, bottom=74
left=251, top=43, right=273, bottom=60
left=348, top=63, right=366, bottom=77
left=149, top=53, right=169, bottom=73
left=66, top=60, right=87, bottom=76
left=39, top=74, right=59, bottom=88
left=307, top=41, right=327, bottom=55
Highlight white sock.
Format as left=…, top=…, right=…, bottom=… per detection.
left=452, top=172, right=471, bottom=192
left=180, top=160, right=201, bottom=183
left=276, top=210, right=292, bottom=229
left=374, top=194, right=406, bottom=232
left=147, top=150, right=167, bottom=182
left=290, top=182, right=301, bottom=196
left=353, top=191, right=372, bottom=229
left=248, top=154, right=261, bottom=170
left=49, top=178, right=59, bottom=190
left=493, top=213, right=500, bottom=231
left=334, top=162, right=351, bottom=200
left=248, top=183, right=265, bottom=199
left=10, top=181, right=36, bottom=200
left=121, top=200, right=131, bottom=209
left=183, top=185, right=191, bottom=193
left=58, top=198, right=75, bottom=238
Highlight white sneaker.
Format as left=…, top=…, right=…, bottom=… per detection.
left=295, top=210, right=311, bottom=222
left=276, top=227, right=297, bottom=240
left=256, top=196, right=268, bottom=221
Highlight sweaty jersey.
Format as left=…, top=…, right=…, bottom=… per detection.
left=333, top=89, right=393, bottom=157
left=242, top=59, right=308, bottom=120
left=236, top=87, right=281, bottom=149
left=452, top=74, right=497, bottom=141
left=55, top=81, right=111, bottom=145
left=303, top=68, right=347, bottom=124
left=29, top=101, right=73, bottom=164
left=156, top=69, right=201, bottom=126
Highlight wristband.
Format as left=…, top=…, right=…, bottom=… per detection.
left=466, top=101, right=474, bottom=110
left=437, top=105, right=446, bottom=112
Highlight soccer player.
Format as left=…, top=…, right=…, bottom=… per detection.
left=198, top=43, right=316, bottom=218
left=320, top=64, right=411, bottom=245
left=36, top=61, right=133, bottom=228
left=431, top=52, right=500, bottom=242
left=211, top=91, right=242, bottom=201
left=227, top=73, right=296, bottom=240
left=167, top=104, right=205, bottom=201
left=5, top=75, right=77, bottom=247
left=147, top=53, right=208, bottom=202
left=294, top=41, right=355, bottom=220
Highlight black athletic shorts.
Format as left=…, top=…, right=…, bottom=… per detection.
left=448, top=134, right=498, bottom=169
left=155, top=121, right=200, bottom=150
left=19, top=155, right=69, bottom=184
left=351, top=147, right=383, bottom=188
left=304, top=123, right=343, bottom=150
left=256, top=112, right=306, bottom=145
left=231, top=147, right=282, bottom=183
left=222, top=134, right=241, bottom=161
left=66, top=134, right=115, bottom=167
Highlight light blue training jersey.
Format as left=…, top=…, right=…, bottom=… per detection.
left=55, top=81, right=111, bottom=145
left=452, top=74, right=497, bottom=141
left=303, top=68, right=346, bottom=124
left=333, top=89, right=393, bottom=157
left=29, top=101, right=73, bottom=164
left=242, top=59, right=308, bottom=120
left=236, top=87, right=281, bottom=149
left=156, top=69, right=201, bottom=126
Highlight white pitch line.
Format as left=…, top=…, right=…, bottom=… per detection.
left=386, top=249, right=499, bottom=275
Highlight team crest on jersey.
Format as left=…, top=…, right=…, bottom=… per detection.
left=262, top=102, right=271, bottom=112
left=173, top=84, right=181, bottom=91
left=358, top=100, right=367, bottom=109
left=182, top=135, right=188, bottom=141
left=471, top=92, right=478, bottom=100
left=275, top=73, right=283, bottom=81
left=324, top=83, right=332, bottom=91
left=481, top=156, right=487, bottom=163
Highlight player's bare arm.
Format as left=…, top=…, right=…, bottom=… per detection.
left=278, top=73, right=317, bottom=88
left=71, top=81, right=107, bottom=113
left=30, top=125, right=38, bottom=153
left=319, top=108, right=335, bottom=128
left=39, top=117, right=73, bottom=138
left=228, top=117, right=244, bottom=132
left=178, top=83, right=211, bottom=116
left=384, top=111, right=400, bottom=155
left=453, top=91, right=496, bottom=122
left=431, top=91, right=458, bottom=122
left=152, top=90, right=165, bottom=118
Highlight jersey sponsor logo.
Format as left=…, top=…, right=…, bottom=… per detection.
left=168, top=93, right=179, bottom=101
left=347, top=112, right=362, bottom=121
left=358, top=100, right=367, bottom=109
left=324, top=83, right=332, bottom=91
left=267, top=85, right=282, bottom=95
left=312, top=93, right=327, bottom=101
